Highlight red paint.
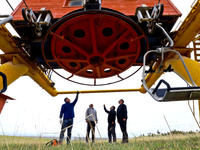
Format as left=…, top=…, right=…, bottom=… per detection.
left=12, top=0, right=181, bottom=20
left=43, top=10, right=148, bottom=78
left=0, top=93, right=14, bottom=114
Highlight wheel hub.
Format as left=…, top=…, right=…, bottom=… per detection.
left=89, top=56, right=104, bottom=67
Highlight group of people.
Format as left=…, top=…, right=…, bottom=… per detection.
left=59, top=91, right=128, bottom=144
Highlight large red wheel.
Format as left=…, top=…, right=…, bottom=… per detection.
left=42, top=8, right=148, bottom=85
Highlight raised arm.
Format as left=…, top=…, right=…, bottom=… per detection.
left=103, top=104, right=109, bottom=113
left=72, top=91, right=79, bottom=106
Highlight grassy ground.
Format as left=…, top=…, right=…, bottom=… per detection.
left=1, top=133, right=200, bottom=149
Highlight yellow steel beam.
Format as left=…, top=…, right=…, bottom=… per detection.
left=173, top=0, right=200, bottom=48
left=58, top=88, right=141, bottom=94
left=165, top=56, right=200, bottom=86
left=0, top=61, right=28, bottom=89
left=0, top=25, right=57, bottom=96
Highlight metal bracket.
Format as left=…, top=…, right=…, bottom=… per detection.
left=136, top=3, right=164, bottom=34
left=83, top=0, right=101, bottom=10
left=142, top=48, right=200, bottom=102
left=22, top=7, right=53, bottom=37
left=0, top=72, right=7, bottom=93
left=0, top=15, right=13, bottom=25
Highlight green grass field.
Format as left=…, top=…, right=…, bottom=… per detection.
left=1, top=132, right=200, bottom=150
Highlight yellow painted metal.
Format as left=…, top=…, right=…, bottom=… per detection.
left=165, top=56, right=200, bottom=86
left=0, top=61, right=28, bottom=89
left=26, top=71, right=58, bottom=96
left=140, top=60, right=164, bottom=93
left=58, top=88, right=141, bottom=94
left=199, top=100, right=200, bottom=121
left=0, top=25, right=58, bottom=96
left=173, top=0, right=200, bottom=48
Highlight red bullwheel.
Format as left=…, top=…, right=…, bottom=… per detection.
left=42, top=8, right=148, bottom=85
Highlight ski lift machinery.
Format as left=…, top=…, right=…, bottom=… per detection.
left=142, top=48, right=200, bottom=102
left=1, top=0, right=200, bottom=103
left=137, top=2, right=200, bottom=102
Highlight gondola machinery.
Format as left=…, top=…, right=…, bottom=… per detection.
left=1, top=0, right=200, bottom=114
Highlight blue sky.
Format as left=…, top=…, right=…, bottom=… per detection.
left=0, top=0, right=199, bottom=139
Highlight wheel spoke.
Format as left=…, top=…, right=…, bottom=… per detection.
left=89, top=16, right=98, bottom=55
left=117, top=74, right=124, bottom=80
left=104, top=64, right=123, bottom=72
left=74, top=64, right=92, bottom=75
left=50, top=31, right=90, bottom=57
left=67, top=74, right=74, bottom=79
left=103, top=30, right=130, bottom=56
left=95, top=66, right=101, bottom=78
left=94, top=78, right=96, bottom=85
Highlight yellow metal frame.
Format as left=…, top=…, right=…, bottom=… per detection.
left=57, top=88, right=141, bottom=94
left=0, top=24, right=144, bottom=96
left=0, top=25, right=57, bottom=96
left=173, top=0, right=200, bottom=47
left=0, top=0, right=200, bottom=98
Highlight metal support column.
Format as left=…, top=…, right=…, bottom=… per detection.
left=0, top=61, right=28, bottom=89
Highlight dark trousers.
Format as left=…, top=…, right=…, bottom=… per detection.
left=59, top=119, right=73, bottom=144
left=108, top=123, right=116, bottom=143
left=86, top=121, right=95, bottom=142
left=119, top=120, right=128, bottom=143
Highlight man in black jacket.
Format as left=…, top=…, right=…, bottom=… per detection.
left=117, top=99, right=128, bottom=143
left=103, top=104, right=116, bottom=143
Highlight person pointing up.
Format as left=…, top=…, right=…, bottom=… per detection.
left=59, top=91, right=79, bottom=145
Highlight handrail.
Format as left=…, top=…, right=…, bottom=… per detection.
left=152, top=79, right=170, bottom=94
left=142, top=48, right=197, bottom=101
left=0, top=15, right=13, bottom=25
left=156, top=23, right=174, bottom=47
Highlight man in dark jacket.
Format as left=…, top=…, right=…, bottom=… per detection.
left=59, top=91, right=79, bottom=144
left=117, top=99, right=128, bottom=143
left=103, top=104, right=116, bottom=143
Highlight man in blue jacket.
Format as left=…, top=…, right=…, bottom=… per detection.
left=103, top=104, right=116, bottom=143
left=117, top=99, right=128, bottom=143
left=59, top=91, right=79, bottom=144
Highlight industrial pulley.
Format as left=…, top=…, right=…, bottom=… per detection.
left=42, top=8, right=148, bottom=84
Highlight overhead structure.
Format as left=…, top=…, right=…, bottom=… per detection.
left=1, top=0, right=200, bottom=103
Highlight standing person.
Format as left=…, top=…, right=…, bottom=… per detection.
left=59, top=91, right=79, bottom=145
left=85, top=104, right=98, bottom=143
left=117, top=99, right=128, bottom=143
left=103, top=104, right=116, bottom=143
